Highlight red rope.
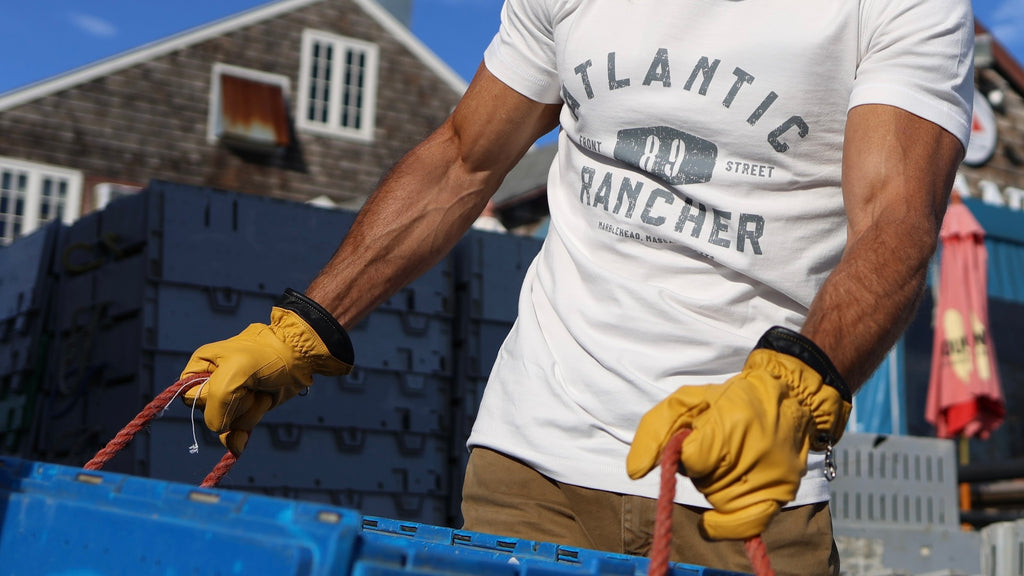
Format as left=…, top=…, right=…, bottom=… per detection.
left=201, top=452, right=238, bottom=488
left=648, top=429, right=775, bottom=576
left=83, top=373, right=237, bottom=488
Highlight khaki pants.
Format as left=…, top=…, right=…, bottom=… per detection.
left=461, top=447, right=840, bottom=576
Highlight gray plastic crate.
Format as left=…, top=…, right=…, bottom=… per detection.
left=831, top=433, right=960, bottom=529
left=831, top=434, right=981, bottom=575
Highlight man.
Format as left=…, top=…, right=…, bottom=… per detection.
left=180, top=0, right=974, bottom=573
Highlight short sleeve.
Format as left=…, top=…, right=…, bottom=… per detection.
left=483, top=0, right=563, bottom=104
left=851, top=0, right=974, bottom=148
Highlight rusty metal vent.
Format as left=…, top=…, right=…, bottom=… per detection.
left=219, top=74, right=290, bottom=150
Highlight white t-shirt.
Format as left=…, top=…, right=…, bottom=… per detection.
left=469, top=0, right=973, bottom=507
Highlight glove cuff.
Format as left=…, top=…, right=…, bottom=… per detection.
left=276, top=288, right=355, bottom=366
left=754, top=326, right=851, bottom=403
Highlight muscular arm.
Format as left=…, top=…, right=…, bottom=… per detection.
left=305, top=64, right=561, bottom=329
left=801, top=104, right=965, bottom=390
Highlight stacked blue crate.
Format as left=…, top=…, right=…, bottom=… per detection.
left=34, top=181, right=455, bottom=525
left=449, top=229, right=543, bottom=524
left=0, top=455, right=743, bottom=576
left=0, top=221, right=62, bottom=455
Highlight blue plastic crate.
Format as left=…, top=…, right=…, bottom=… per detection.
left=141, top=419, right=450, bottom=493
left=0, top=456, right=743, bottom=576
left=0, top=220, right=63, bottom=320
left=0, top=455, right=365, bottom=576
left=260, top=366, right=451, bottom=434
left=449, top=230, right=539, bottom=526
left=37, top=183, right=456, bottom=478
left=39, top=303, right=453, bottom=465
left=454, top=230, right=541, bottom=324
left=0, top=221, right=62, bottom=455
left=142, top=181, right=451, bottom=316
left=260, top=486, right=451, bottom=527
left=359, top=516, right=746, bottom=576
left=449, top=318, right=513, bottom=525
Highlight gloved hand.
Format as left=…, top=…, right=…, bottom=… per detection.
left=626, top=326, right=852, bottom=540
left=180, top=289, right=354, bottom=455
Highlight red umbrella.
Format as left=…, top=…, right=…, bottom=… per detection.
left=925, top=196, right=1005, bottom=439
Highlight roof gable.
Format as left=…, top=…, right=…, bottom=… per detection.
left=0, top=0, right=467, bottom=112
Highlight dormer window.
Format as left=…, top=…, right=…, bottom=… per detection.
left=297, top=29, right=379, bottom=142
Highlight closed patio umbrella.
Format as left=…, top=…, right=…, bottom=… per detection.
left=925, top=196, right=1005, bottom=439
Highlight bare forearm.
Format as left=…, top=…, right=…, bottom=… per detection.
left=801, top=211, right=937, bottom=390
left=302, top=64, right=561, bottom=330
left=800, top=104, right=962, bottom=391
left=305, top=125, right=495, bottom=329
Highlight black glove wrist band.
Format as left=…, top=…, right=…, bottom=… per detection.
left=276, top=288, right=355, bottom=365
left=755, top=326, right=852, bottom=403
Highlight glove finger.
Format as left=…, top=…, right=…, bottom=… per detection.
left=679, top=420, right=725, bottom=482
left=220, top=430, right=250, bottom=457
left=700, top=500, right=780, bottom=541
left=627, top=388, right=713, bottom=480
left=179, top=347, right=218, bottom=382
left=179, top=345, right=221, bottom=409
left=203, top=380, right=255, bottom=434
left=181, top=375, right=214, bottom=410
left=216, top=393, right=273, bottom=456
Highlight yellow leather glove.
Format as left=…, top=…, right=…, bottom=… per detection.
left=627, top=326, right=853, bottom=540
left=180, top=289, right=354, bottom=455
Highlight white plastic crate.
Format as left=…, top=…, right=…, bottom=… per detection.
left=980, top=519, right=1024, bottom=576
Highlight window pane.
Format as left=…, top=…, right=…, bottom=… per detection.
left=1, top=171, right=10, bottom=191
left=16, top=173, right=27, bottom=191
left=341, top=50, right=352, bottom=128
left=340, top=48, right=367, bottom=130
left=322, top=44, right=333, bottom=123
left=306, top=40, right=334, bottom=125
left=308, top=41, right=324, bottom=123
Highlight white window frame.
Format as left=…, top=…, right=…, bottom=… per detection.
left=296, top=29, right=380, bottom=143
left=0, top=157, right=82, bottom=245
left=207, top=63, right=292, bottom=145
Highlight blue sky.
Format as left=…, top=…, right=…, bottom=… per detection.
left=0, top=0, right=1021, bottom=96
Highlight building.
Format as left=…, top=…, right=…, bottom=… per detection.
left=953, top=23, right=1024, bottom=207
left=0, top=0, right=466, bottom=246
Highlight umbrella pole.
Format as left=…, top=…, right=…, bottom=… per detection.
left=958, top=436, right=972, bottom=530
